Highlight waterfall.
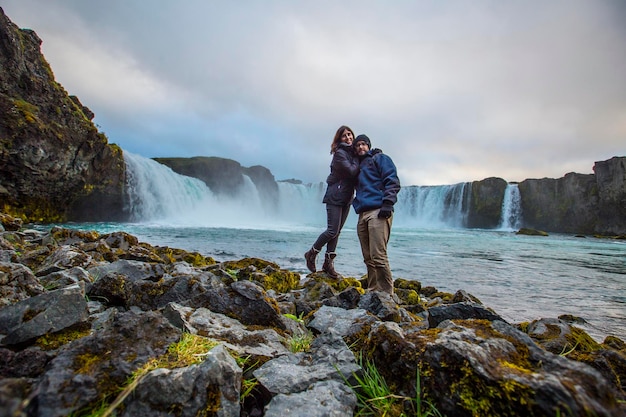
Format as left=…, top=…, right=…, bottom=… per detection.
left=124, top=152, right=275, bottom=228
left=123, top=152, right=474, bottom=229
left=395, top=183, right=470, bottom=228
left=124, top=151, right=214, bottom=222
left=498, top=183, right=523, bottom=230
left=277, top=181, right=327, bottom=227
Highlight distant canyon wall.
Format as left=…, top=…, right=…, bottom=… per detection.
left=467, top=157, right=625, bottom=235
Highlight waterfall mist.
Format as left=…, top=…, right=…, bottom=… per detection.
left=123, top=152, right=520, bottom=230
left=498, top=183, right=523, bottom=231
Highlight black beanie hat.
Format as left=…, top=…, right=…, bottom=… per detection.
left=354, top=134, right=371, bottom=149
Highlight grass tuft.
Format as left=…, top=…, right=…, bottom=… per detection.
left=339, top=353, right=442, bottom=417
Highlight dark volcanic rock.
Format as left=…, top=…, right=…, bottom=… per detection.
left=518, top=172, right=599, bottom=234
left=0, top=282, right=88, bottom=346
left=594, top=156, right=626, bottom=235
left=0, top=8, right=126, bottom=222
left=466, top=177, right=508, bottom=228
left=0, top=216, right=624, bottom=416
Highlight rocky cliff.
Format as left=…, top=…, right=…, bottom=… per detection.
left=518, top=172, right=599, bottom=234
left=594, top=157, right=626, bottom=235
left=517, top=157, right=626, bottom=235
left=466, top=177, right=508, bottom=229
left=0, top=8, right=126, bottom=223
left=462, top=157, right=625, bottom=235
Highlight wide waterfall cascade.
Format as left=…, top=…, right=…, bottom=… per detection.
left=276, top=181, right=327, bottom=227
left=124, top=152, right=276, bottom=228
left=124, top=152, right=475, bottom=229
left=124, top=151, right=214, bottom=222
left=498, top=183, right=523, bottom=230
left=395, top=183, right=470, bottom=228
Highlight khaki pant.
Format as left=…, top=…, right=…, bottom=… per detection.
left=357, top=208, right=393, bottom=294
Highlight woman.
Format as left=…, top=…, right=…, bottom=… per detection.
left=304, top=125, right=360, bottom=278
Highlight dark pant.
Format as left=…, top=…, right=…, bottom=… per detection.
left=312, top=203, right=351, bottom=253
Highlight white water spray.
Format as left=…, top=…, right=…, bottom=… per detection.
left=395, top=183, right=469, bottom=228
left=498, top=183, right=523, bottom=230
left=123, top=152, right=483, bottom=229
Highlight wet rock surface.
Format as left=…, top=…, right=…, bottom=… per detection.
left=0, top=215, right=624, bottom=416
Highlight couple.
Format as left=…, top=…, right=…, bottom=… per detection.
left=304, top=125, right=401, bottom=295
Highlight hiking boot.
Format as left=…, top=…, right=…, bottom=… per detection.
left=322, top=252, right=340, bottom=279
left=304, top=247, right=319, bottom=272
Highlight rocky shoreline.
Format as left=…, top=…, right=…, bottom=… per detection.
left=1, top=212, right=625, bottom=416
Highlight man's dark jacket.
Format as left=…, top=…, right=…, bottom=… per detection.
left=352, top=149, right=401, bottom=214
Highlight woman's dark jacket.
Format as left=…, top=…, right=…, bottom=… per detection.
left=322, top=142, right=360, bottom=206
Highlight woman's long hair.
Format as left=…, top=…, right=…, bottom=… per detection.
left=330, top=125, right=354, bottom=154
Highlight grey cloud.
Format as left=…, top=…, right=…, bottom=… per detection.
left=2, top=0, right=624, bottom=185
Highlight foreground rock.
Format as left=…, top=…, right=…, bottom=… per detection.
left=0, top=215, right=625, bottom=416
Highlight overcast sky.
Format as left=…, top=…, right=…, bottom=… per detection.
left=3, top=1, right=625, bottom=185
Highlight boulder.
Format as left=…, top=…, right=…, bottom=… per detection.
left=186, top=306, right=289, bottom=358
left=35, top=310, right=181, bottom=417
left=189, top=280, right=287, bottom=330
left=253, top=332, right=359, bottom=395
left=358, top=291, right=401, bottom=322
left=263, top=379, right=356, bottom=417
left=121, top=344, right=241, bottom=417
left=0, top=282, right=88, bottom=345
left=307, top=305, right=378, bottom=338
left=0, top=262, right=45, bottom=307
left=427, top=302, right=504, bottom=328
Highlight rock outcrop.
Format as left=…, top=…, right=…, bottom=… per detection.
left=594, top=156, right=626, bottom=235
left=1, top=212, right=625, bottom=416
left=466, top=177, right=508, bottom=228
left=518, top=172, right=599, bottom=234
left=0, top=7, right=127, bottom=223
left=518, top=156, right=626, bottom=235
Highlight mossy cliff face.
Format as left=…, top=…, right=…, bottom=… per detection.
left=466, top=177, right=508, bottom=228
left=464, top=157, right=625, bottom=235
left=594, top=157, right=626, bottom=235
left=0, top=8, right=127, bottom=223
left=518, top=172, right=599, bottom=234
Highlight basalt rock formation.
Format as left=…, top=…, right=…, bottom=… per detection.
left=466, top=177, right=508, bottom=229
left=1, top=212, right=625, bottom=416
left=592, top=156, right=626, bottom=235
left=518, top=157, right=626, bottom=235
left=462, top=157, right=625, bottom=235
left=0, top=7, right=126, bottom=223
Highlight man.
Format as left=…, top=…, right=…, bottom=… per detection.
left=352, top=134, right=401, bottom=294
